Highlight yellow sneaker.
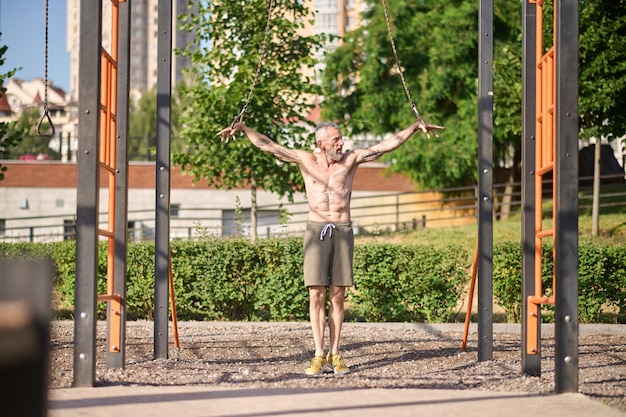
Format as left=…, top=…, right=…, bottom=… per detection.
left=305, top=356, right=327, bottom=375
left=327, top=353, right=350, bottom=375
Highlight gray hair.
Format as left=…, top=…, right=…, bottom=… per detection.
left=315, top=122, right=340, bottom=142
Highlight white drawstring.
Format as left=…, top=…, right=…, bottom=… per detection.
left=320, top=223, right=336, bottom=240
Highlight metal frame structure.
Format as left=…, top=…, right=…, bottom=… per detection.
left=477, top=0, right=494, bottom=362
left=154, top=0, right=173, bottom=360
left=109, top=0, right=132, bottom=369
left=521, top=0, right=579, bottom=393
left=74, top=0, right=130, bottom=385
left=73, top=0, right=578, bottom=391
left=74, top=0, right=176, bottom=385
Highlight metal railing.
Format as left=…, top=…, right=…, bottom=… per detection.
left=1, top=175, right=624, bottom=243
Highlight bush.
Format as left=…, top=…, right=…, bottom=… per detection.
left=2, top=238, right=623, bottom=323
left=351, top=244, right=469, bottom=322
left=493, top=241, right=626, bottom=323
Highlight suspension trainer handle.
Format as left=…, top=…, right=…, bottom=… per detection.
left=230, top=107, right=247, bottom=129
left=37, top=0, right=56, bottom=138
left=411, top=104, right=426, bottom=127
left=37, top=107, right=56, bottom=137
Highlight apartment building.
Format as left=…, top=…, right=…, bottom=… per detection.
left=307, top=0, right=367, bottom=81
left=66, top=0, right=197, bottom=102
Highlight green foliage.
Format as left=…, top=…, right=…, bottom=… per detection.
left=322, top=0, right=626, bottom=188
left=173, top=0, right=326, bottom=202
left=1, top=239, right=471, bottom=322
left=0, top=41, right=25, bottom=175
left=4, top=238, right=624, bottom=323
left=492, top=241, right=552, bottom=323
left=128, top=85, right=188, bottom=161
left=578, top=0, right=626, bottom=141
left=125, top=242, right=156, bottom=319
left=493, top=241, right=626, bottom=323
left=254, top=237, right=307, bottom=320
left=351, top=243, right=469, bottom=322
left=321, top=0, right=521, bottom=189
left=6, top=108, right=61, bottom=159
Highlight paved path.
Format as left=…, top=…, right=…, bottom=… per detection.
left=49, top=385, right=626, bottom=417
left=47, top=323, right=626, bottom=417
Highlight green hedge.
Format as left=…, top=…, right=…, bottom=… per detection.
left=0, top=239, right=469, bottom=322
left=2, top=239, right=623, bottom=323
left=493, top=241, right=626, bottom=323
left=351, top=244, right=468, bottom=322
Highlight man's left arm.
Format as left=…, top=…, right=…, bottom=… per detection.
left=356, top=121, right=444, bottom=164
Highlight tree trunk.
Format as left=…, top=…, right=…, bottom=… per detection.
left=250, top=175, right=258, bottom=242
left=591, top=139, right=601, bottom=236
left=499, top=169, right=515, bottom=221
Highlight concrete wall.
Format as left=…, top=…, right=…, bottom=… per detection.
left=0, top=161, right=477, bottom=242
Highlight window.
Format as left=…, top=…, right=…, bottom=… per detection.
left=63, top=219, right=76, bottom=241
left=171, top=204, right=180, bottom=218
left=0, top=219, right=5, bottom=235
left=221, top=209, right=281, bottom=238
left=127, top=221, right=136, bottom=241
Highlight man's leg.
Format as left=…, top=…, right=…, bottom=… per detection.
left=328, top=285, right=346, bottom=354
left=308, top=286, right=327, bottom=357
left=327, top=285, right=350, bottom=374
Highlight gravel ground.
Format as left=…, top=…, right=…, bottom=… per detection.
left=49, top=321, right=626, bottom=413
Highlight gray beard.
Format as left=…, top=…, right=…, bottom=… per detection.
left=327, top=150, right=343, bottom=162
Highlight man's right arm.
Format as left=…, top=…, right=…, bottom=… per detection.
left=219, top=123, right=304, bottom=164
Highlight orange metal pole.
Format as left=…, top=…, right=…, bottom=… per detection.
left=169, top=255, right=180, bottom=349
left=461, top=242, right=479, bottom=352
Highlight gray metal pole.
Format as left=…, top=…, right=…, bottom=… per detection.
left=521, top=0, right=541, bottom=376
left=73, top=0, right=102, bottom=387
left=154, top=0, right=173, bottom=359
left=477, top=0, right=494, bottom=362
left=555, top=0, right=579, bottom=394
left=107, top=0, right=132, bottom=369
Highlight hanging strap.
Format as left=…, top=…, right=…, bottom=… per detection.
left=229, top=0, right=276, bottom=128
left=37, top=0, right=55, bottom=138
left=380, top=0, right=426, bottom=127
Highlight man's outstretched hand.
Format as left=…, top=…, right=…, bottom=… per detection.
left=217, top=122, right=244, bottom=143
left=415, top=120, right=445, bottom=139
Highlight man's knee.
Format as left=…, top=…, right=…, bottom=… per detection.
left=309, top=286, right=326, bottom=306
left=328, top=286, right=346, bottom=304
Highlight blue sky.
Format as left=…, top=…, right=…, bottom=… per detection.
left=0, top=0, right=69, bottom=91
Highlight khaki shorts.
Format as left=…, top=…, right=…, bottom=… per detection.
left=303, top=221, right=354, bottom=288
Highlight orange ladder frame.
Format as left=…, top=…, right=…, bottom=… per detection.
left=95, top=0, right=179, bottom=355
left=526, top=0, right=556, bottom=355
left=463, top=0, right=558, bottom=353
left=95, top=0, right=122, bottom=354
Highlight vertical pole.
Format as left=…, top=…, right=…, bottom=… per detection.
left=107, top=0, right=132, bottom=369
left=521, top=0, right=541, bottom=376
left=67, top=132, right=72, bottom=162
left=154, top=0, right=173, bottom=359
left=477, top=0, right=494, bottom=361
left=58, top=131, right=63, bottom=159
left=554, top=0, right=579, bottom=394
left=73, top=0, right=102, bottom=387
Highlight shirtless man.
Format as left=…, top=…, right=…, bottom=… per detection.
left=219, top=120, right=443, bottom=375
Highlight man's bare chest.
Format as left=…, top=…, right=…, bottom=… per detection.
left=303, top=165, right=353, bottom=189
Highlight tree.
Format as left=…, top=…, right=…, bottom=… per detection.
left=0, top=40, right=21, bottom=179
left=174, top=0, right=326, bottom=240
left=538, top=0, right=626, bottom=234
left=128, top=88, right=157, bottom=161
left=320, top=0, right=521, bottom=190
left=129, top=84, right=188, bottom=161
left=577, top=1, right=626, bottom=235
